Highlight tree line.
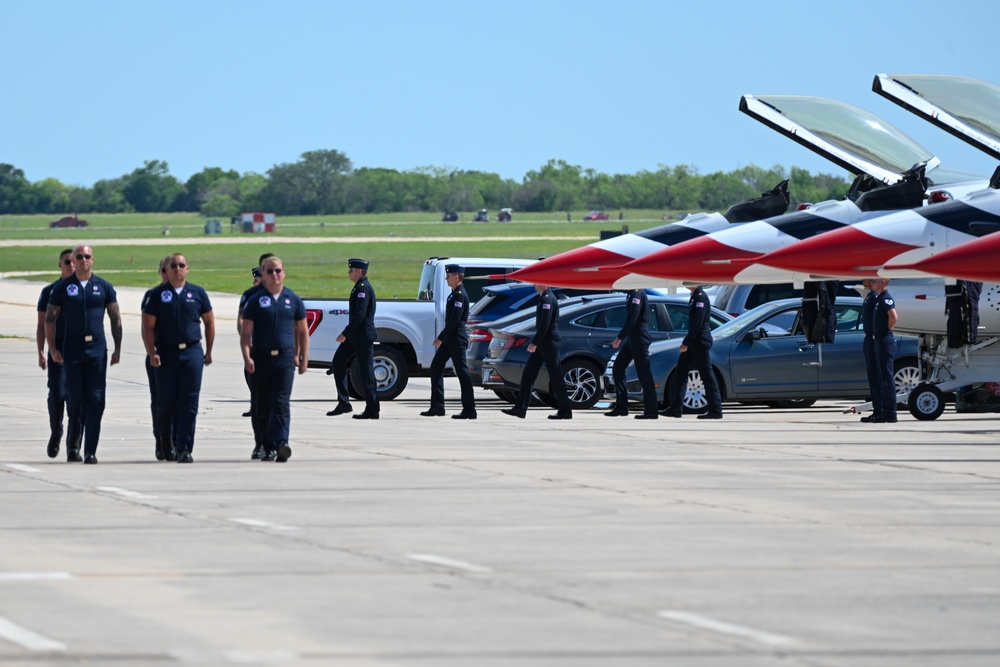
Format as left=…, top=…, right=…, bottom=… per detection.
left=0, top=149, right=850, bottom=217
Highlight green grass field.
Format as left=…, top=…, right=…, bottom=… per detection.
left=0, top=210, right=682, bottom=298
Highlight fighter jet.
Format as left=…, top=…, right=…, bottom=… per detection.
left=619, top=93, right=984, bottom=285
left=893, top=232, right=1000, bottom=282
left=505, top=181, right=789, bottom=289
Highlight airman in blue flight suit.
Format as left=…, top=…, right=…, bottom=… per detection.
left=871, top=278, right=899, bottom=423
left=502, top=284, right=573, bottom=420
left=859, top=279, right=884, bottom=423
left=421, top=264, right=477, bottom=419
left=238, top=254, right=274, bottom=459
left=607, top=289, right=659, bottom=419
left=142, top=254, right=215, bottom=463
left=140, top=256, right=173, bottom=459
left=328, top=258, right=380, bottom=419
left=240, top=257, right=309, bottom=462
left=45, top=245, right=123, bottom=464
left=662, top=285, right=722, bottom=419
left=36, top=248, right=82, bottom=459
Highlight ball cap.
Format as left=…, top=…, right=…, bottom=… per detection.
left=348, top=258, right=369, bottom=270
left=251, top=267, right=262, bottom=278
left=445, top=264, right=465, bottom=275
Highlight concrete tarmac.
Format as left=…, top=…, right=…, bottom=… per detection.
left=1, top=277, right=998, bottom=666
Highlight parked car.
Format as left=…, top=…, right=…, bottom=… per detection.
left=49, top=215, right=88, bottom=228
left=481, top=295, right=731, bottom=410
left=711, top=281, right=859, bottom=317
left=605, top=297, right=921, bottom=412
left=583, top=211, right=610, bottom=221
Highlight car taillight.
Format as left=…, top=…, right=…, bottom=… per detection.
left=468, top=328, right=492, bottom=343
left=305, top=309, right=323, bottom=336
left=499, top=335, right=528, bottom=350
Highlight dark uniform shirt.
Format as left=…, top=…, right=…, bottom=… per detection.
left=242, top=288, right=306, bottom=352
left=38, top=281, right=67, bottom=350
left=47, top=275, right=117, bottom=358
left=239, top=283, right=266, bottom=318
left=862, top=290, right=876, bottom=337
left=682, top=287, right=713, bottom=348
left=342, top=276, right=377, bottom=342
left=873, top=289, right=895, bottom=338
left=142, top=282, right=212, bottom=346
left=438, top=284, right=470, bottom=344
left=532, top=289, right=561, bottom=345
left=617, top=289, right=649, bottom=340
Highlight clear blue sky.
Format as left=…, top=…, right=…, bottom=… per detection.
left=7, top=0, right=998, bottom=188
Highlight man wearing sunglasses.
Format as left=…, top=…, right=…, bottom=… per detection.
left=238, top=254, right=274, bottom=459
left=139, top=257, right=173, bottom=459
left=142, top=254, right=214, bottom=463
left=45, top=244, right=122, bottom=465
left=240, top=257, right=308, bottom=462
left=36, top=248, right=83, bottom=460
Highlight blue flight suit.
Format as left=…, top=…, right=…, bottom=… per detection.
left=333, top=276, right=379, bottom=415
left=141, top=283, right=168, bottom=456
left=38, top=280, right=83, bottom=452
left=861, top=289, right=883, bottom=419
left=47, top=275, right=117, bottom=457
left=667, top=286, right=722, bottom=417
left=611, top=290, right=658, bottom=416
left=239, top=282, right=267, bottom=452
left=144, top=282, right=212, bottom=456
left=242, top=288, right=306, bottom=453
left=429, top=283, right=475, bottom=415
left=512, top=288, right=572, bottom=416
left=873, top=289, right=898, bottom=421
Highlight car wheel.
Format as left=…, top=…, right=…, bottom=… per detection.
left=350, top=345, right=408, bottom=401
left=668, top=369, right=709, bottom=414
left=908, top=382, right=945, bottom=421
left=894, top=358, right=922, bottom=396
left=558, top=359, right=603, bottom=410
left=765, top=398, right=817, bottom=409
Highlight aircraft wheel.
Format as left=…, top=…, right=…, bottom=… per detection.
left=908, top=383, right=945, bottom=421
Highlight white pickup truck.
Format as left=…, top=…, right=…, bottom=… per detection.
left=304, top=256, right=534, bottom=399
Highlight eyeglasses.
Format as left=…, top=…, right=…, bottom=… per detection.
left=170, top=262, right=187, bottom=269
left=75, top=254, right=92, bottom=260
left=266, top=268, right=283, bottom=275
left=62, top=259, right=72, bottom=266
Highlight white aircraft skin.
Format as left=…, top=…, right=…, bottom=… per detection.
left=900, top=232, right=1000, bottom=282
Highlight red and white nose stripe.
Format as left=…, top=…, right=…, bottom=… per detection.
left=758, top=225, right=922, bottom=277
left=901, top=233, right=1000, bottom=282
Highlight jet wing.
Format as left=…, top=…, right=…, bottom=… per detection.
left=874, top=74, right=1000, bottom=161
left=740, top=94, right=939, bottom=185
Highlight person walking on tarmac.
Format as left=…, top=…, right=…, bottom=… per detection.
left=240, top=256, right=309, bottom=462
left=606, top=289, right=658, bottom=419
left=502, top=284, right=573, bottom=420
left=142, top=254, right=215, bottom=463
left=140, top=256, right=173, bottom=459
left=238, top=254, right=273, bottom=459
left=44, top=244, right=123, bottom=464
left=859, top=279, right=884, bottom=423
left=37, top=248, right=82, bottom=459
left=871, top=278, right=899, bottom=423
left=661, top=285, right=722, bottom=419
left=421, top=264, right=477, bottom=419
left=328, top=258, right=379, bottom=419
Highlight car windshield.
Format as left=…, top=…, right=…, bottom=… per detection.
left=742, top=94, right=934, bottom=177
left=710, top=301, right=786, bottom=339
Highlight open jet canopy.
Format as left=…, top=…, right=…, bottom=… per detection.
left=874, top=74, right=1000, bottom=161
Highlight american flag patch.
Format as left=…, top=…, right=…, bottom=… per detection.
left=454, top=301, right=463, bottom=307
left=358, top=292, right=366, bottom=298
left=631, top=298, right=641, bottom=304
left=695, top=302, right=704, bottom=308
left=542, top=303, right=551, bottom=310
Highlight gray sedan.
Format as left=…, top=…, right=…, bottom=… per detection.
left=605, top=297, right=922, bottom=411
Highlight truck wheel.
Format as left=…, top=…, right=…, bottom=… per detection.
left=350, top=346, right=408, bottom=401
left=557, top=359, right=603, bottom=410
left=908, top=383, right=945, bottom=421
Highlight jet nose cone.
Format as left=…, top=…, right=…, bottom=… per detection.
left=906, top=234, right=1000, bottom=282
left=623, top=236, right=760, bottom=282
left=509, top=246, right=631, bottom=289
left=758, top=225, right=921, bottom=277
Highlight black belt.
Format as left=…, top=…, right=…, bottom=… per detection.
left=163, top=341, right=201, bottom=350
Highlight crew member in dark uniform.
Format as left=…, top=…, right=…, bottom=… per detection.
left=661, top=285, right=722, bottom=419
left=240, top=256, right=308, bottom=462
left=328, top=258, right=379, bottom=419
left=859, top=279, right=883, bottom=423
left=238, top=254, right=273, bottom=459
left=36, top=248, right=80, bottom=459
left=141, top=256, right=172, bottom=459
left=607, top=289, right=658, bottom=419
left=421, top=264, right=477, bottom=419
left=502, top=284, right=573, bottom=419
left=871, top=278, right=899, bottom=423
left=142, top=254, right=215, bottom=463
left=45, top=244, right=122, bottom=464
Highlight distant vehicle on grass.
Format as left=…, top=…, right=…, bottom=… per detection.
left=583, top=211, right=610, bottom=221
left=441, top=212, right=458, bottom=222
left=497, top=208, right=513, bottom=222
left=473, top=209, right=490, bottom=222
left=49, top=216, right=88, bottom=228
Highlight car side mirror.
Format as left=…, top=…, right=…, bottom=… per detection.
left=741, top=328, right=764, bottom=343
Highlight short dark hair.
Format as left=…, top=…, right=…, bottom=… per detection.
left=258, top=252, right=275, bottom=266
left=59, top=248, right=73, bottom=258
